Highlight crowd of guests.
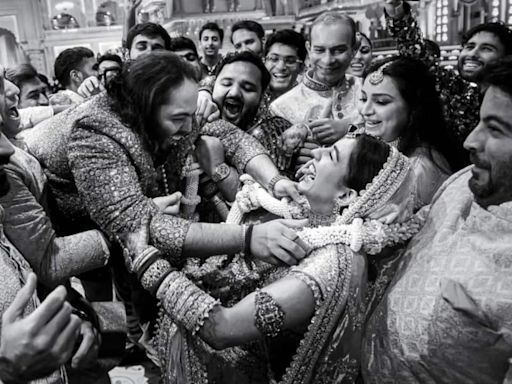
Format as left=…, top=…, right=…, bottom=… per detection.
left=1, top=0, right=512, bottom=382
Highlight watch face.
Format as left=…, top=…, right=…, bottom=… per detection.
left=213, top=163, right=230, bottom=182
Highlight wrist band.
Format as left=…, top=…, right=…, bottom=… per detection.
left=132, top=246, right=161, bottom=277
left=140, top=258, right=174, bottom=294
left=240, top=224, right=247, bottom=254
left=268, top=174, right=289, bottom=197
left=244, top=224, right=254, bottom=256
left=254, top=289, right=285, bottom=338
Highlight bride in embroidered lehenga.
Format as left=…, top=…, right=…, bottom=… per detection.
left=123, top=133, right=423, bottom=384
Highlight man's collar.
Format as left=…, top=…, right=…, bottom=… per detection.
left=303, top=70, right=354, bottom=92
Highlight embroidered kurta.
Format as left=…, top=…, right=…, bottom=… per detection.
left=363, top=168, right=512, bottom=383
left=270, top=72, right=361, bottom=126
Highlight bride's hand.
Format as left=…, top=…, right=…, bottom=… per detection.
left=152, top=192, right=182, bottom=216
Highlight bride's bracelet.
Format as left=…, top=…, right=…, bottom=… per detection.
left=140, top=258, right=175, bottom=295
left=157, top=271, right=220, bottom=335
left=254, top=289, right=285, bottom=338
left=132, top=246, right=161, bottom=278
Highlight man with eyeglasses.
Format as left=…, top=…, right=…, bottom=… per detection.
left=256, top=29, right=307, bottom=123
left=271, top=12, right=361, bottom=162
left=96, top=53, right=122, bottom=86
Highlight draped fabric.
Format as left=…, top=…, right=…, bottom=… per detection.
left=153, top=244, right=367, bottom=384
left=363, top=168, right=512, bottom=384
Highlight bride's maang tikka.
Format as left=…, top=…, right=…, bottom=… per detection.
left=368, top=61, right=394, bottom=86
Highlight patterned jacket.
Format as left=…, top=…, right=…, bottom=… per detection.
left=22, top=93, right=267, bottom=263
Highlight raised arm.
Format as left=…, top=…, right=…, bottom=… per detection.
left=384, top=0, right=428, bottom=63
left=201, top=120, right=302, bottom=201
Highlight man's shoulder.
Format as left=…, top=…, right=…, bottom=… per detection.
left=429, top=166, right=473, bottom=207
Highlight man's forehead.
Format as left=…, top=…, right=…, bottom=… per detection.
left=133, top=34, right=165, bottom=45
left=219, top=61, right=261, bottom=81
left=467, top=31, right=504, bottom=47
left=202, top=29, right=220, bottom=38
left=233, top=29, right=258, bottom=41
left=310, top=22, right=354, bottom=46
left=22, top=77, right=45, bottom=90
left=481, top=86, right=512, bottom=128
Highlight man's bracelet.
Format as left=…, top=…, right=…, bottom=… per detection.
left=268, top=174, right=289, bottom=197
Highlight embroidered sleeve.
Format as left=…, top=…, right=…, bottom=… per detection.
left=156, top=271, right=220, bottom=335
left=199, top=75, right=216, bottom=93
left=288, top=245, right=339, bottom=304
left=0, top=168, right=109, bottom=287
left=201, top=120, right=268, bottom=173
left=68, top=122, right=191, bottom=263
left=385, top=2, right=427, bottom=62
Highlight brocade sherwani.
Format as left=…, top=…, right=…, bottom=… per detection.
left=363, top=167, right=512, bottom=383
left=0, top=207, right=66, bottom=384
left=21, top=93, right=267, bottom=261
left=0, top=145, right=109, bottom=287
left=270, top=72, right=361, bottom=125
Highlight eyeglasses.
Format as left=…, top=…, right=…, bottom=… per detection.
left=98, top=67, right=121, bottom=82
left=265, top=54, right=302, bottom=67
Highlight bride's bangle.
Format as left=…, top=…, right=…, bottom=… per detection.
left=132, top=246, right=161, bottom=278
left=140, top=258, right=175, bottom=295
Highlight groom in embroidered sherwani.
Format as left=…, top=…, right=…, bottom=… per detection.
left=363, top=58, right=512, bottom=383
left=270, top=12, right=361, bottom=149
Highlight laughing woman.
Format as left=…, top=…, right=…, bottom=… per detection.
left=123, top=134, right=422, bottom=384
left=358, top=56, right=456, bottom=208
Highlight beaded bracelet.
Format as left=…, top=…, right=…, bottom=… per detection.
left=254, top=289, right=285, bottom=338
left=267, top=174, right=289, bottom=197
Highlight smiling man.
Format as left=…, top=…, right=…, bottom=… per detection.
left=212, top=51, right=270, bottom=131
left=199, top=22, right=224, bottom=77
left=231, top=20, right=265, bottom=56
left=270, top=12, right=361, bottom=152
left=363, top=57, right=512, bottom=384
left=384, top=0, right=512, bottom=170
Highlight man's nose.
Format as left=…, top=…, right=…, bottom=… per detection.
left=39, top=93, right=49, bottom=106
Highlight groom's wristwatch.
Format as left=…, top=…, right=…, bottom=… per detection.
left=211, top=163, right=231, bottom=183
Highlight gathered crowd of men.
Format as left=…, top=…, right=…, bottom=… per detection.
left=1, top=0, right=512, bottom=382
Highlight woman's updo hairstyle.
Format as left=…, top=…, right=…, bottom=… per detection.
left=107, top=50, right=198, bottom=152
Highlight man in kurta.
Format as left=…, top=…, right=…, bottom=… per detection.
left=363, top=57, right=512, bottom=384
left=270, top=12, right=361, bottom=147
